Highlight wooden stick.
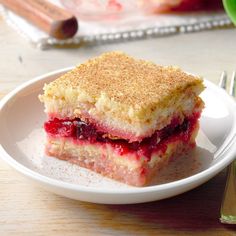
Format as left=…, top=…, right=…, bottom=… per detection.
left=0, top=0, right=78, bottom=39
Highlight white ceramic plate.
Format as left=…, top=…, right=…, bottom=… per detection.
left=0, top=68, right=236, bottom=204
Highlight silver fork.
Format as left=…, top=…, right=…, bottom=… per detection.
left=219, top=71, right=236, bottom=224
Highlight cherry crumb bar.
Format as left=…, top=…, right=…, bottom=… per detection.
left=39, top=52, right=204, bottom=186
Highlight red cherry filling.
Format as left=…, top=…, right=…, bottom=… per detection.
left=44, top=118, right=75, bottom=137
left=44, top=113, right=199, bottom=159
left=45, top=118, right=99, bottom=142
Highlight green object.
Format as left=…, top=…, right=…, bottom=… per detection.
left=220, top=160, right=236, bottom=224
left=223, top=0, right=236, bottom=25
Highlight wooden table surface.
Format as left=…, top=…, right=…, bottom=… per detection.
left=0, top=16, right=236, bottom=236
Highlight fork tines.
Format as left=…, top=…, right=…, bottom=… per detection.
left=219, top=71, right=236, bottom=96
left=229, top=71, right=236, bottom=96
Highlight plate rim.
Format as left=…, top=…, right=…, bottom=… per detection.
left=0, top=67, right=236, bottom=195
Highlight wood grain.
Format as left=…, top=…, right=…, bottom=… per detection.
left=0, top=19, right=236, bottom=236
left=0, top=162, right=235, bottom=236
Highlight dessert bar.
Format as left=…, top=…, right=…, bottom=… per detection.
left=39, top=52, right=204, bottom=186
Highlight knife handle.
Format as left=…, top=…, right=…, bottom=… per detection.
left=0, top=0, right=78, bottom=39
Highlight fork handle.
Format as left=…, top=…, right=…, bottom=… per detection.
left=0, top=0, right=78, bottom=39
left=220, top=160, right=236, bottom=224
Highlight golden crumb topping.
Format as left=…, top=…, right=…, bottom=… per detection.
left=45, top=51, right=203, bottom=108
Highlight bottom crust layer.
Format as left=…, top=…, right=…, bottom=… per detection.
left=45, top=122, right=199, bottom=187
